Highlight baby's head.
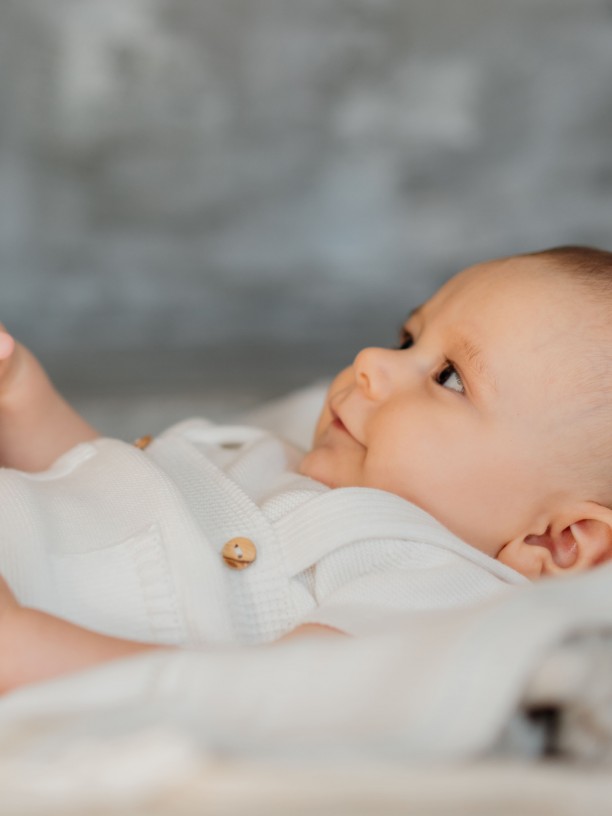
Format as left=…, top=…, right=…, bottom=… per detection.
left=299, top=246, right=612, bottom=579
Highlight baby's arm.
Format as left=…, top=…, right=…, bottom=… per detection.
left=278, top=624, right=344, bottom=640
left=0, top=575, right=158, bottom=694
left=0, top=577, right=341, bottom=694
left=0, top=331, right=99, bottom=471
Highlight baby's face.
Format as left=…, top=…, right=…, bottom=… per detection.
left=299, top=256, right=597, bottom=559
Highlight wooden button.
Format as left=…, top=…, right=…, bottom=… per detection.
left=222, top=537, right=257, bottom=570
left=133, top=434, right=153, bottom=450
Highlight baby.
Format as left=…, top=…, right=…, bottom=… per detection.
left=0, top=244, right=611, bottom=694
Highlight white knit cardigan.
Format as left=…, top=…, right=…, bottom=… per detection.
left=0, top=419, right=526, bottom=645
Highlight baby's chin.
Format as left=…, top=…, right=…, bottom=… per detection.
left=297, top=451, right=322, bottom=481
left=297, top=449, right=337, bottom=488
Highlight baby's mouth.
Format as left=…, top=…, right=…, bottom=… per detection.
left=332, top=416, right=347, bottom=432
left=330, top=407, right=354, bottom=439
left=328, top=390, right=364, bottom=445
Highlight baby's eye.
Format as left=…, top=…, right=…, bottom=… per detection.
left=436, top=363, right=465, bottom=394
left=395, top=329, right=414, bottom=350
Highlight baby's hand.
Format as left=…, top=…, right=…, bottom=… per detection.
left=0, top=328, right=26, bottom=405
left=0, top=330, right=16, bottom=374
left=0, top=327, right=99, bottom=471
left=0, top=332, right=14, bottom=359
left=0, top=574, right=18, bottom=621
left=0, top=328, right=55, bottom=415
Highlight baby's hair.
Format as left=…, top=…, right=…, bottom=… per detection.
left=521, top=245, right=612, bottom=506
left=525, top=245, right=612, bottom=295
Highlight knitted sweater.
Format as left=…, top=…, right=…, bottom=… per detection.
left=0, top=419, right=526, bottom=645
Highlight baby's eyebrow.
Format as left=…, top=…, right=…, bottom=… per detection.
left=454, top=334, right=498, bottom=396
left=403, top=306, right=497, bottom=397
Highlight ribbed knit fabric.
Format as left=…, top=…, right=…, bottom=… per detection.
left=0, top=419, right=527, bottom=646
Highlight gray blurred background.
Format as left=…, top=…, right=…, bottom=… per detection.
left=1, top=0, right=611, bottom=437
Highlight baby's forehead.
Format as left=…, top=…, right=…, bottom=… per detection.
left=415, top=261, right=546, bottom=324
left=414, top=258, right=612, bottom=357
left=439, top=256, right=606, bottom=319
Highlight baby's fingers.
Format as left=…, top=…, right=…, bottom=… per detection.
left=0, top=332, right=15, bottom=361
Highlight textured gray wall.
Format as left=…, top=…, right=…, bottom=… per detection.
left=2, top=0, right=612, bottom=402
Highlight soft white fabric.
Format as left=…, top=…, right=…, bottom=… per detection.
left=1, top=560, right=612, bottom=815
left=0, top=417, right=524, bottom=645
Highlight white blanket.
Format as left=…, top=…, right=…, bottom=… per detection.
left=0, top=562, right=612, bottom=812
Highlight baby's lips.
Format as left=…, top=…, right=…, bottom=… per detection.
left=0, top=332, right=15, bottom=360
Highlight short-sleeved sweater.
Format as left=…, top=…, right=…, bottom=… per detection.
left=0, top=419, right=527, bottom=645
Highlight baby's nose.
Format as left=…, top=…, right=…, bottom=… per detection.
left=353, top=347, right=400, bottom=400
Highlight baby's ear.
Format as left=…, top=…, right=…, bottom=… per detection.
left=497, top=502, right=612, bottom=579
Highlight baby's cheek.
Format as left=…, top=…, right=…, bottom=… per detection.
left=329, top=366, right=354, bottom=396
